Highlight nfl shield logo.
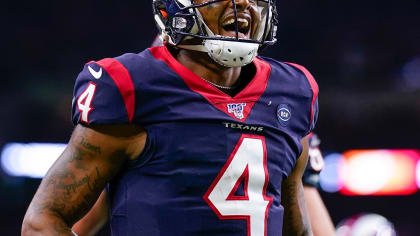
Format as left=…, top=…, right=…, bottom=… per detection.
left=227, top=103, right=247, bottom=119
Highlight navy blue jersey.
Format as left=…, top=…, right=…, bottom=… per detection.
left=72, top=46, right=319, bottom=236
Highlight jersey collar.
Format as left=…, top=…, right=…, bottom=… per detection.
left=149, top=45, right=271, bottom=122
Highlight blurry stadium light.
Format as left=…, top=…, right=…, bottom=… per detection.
left=416, top=160, right=420, bottom=189
left=319, top=153, right=344, bottom=193
left=339, top=150, right=420, bottom=196
left=1, top=143, right=66, bottom=178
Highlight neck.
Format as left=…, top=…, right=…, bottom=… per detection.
left=173, top=47, right=242, bottom=88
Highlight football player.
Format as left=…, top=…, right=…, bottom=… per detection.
left=71, top=36, right=332, bottom=236
left=22, top=0, right=319, bottom=235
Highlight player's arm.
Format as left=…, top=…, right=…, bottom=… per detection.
left=22, top=124, right=145, bottom=236
left=281, top=137, right=313, bottom=236
left=303, top=186, right=335, bottom=236
left=72, top=190, right=109, bottom=236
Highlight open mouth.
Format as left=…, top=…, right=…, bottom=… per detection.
left=221, top=15, right=251, bottom=38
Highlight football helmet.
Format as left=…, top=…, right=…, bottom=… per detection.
left=336, top=213, right=397, bottom=236
left=153, top=0, right=278, bottom=67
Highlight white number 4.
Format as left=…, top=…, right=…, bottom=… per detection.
left=77, top=82, right=97, bottom=123
left=204, top=135, right=273, bottom=236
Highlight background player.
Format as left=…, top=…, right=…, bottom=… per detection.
left=22, top=0, right=318, bottom=235
left=303, top=134, right=335, bottom=236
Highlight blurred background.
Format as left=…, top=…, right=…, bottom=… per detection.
left=1, top=0, right=420, bottom=235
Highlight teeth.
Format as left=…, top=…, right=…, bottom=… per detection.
left=223, top=19, right=235, bottom=26
left=223, top=18, right=249, bottom=27
left=238, top=18, right=249, bottom=27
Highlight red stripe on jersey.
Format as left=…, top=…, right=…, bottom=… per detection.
left=94, top=58, right=135, bottom=123
left=149, top=46, right=271, bottom=122
left=285, top=63, right=318, bottom=124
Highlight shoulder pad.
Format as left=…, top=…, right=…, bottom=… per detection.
left=71, top=58, right=135, bottom=125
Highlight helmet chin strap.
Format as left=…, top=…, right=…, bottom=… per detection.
left=177, top=44, right=208, bottom=53
left=177, top=10, right=259, bottom=68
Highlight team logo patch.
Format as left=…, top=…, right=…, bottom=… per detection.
left=277, top=104, right=292, bottom=126
left=227, top=103, right=247, bottom=119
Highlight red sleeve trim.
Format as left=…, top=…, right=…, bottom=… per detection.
left=94, top=58, right=135, bottom=123
left=285, top=63, right=318, bottom=124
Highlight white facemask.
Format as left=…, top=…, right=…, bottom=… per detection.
left=175, top=0, right=269, bottom=67
left=157, top=0, right=275, bottom=67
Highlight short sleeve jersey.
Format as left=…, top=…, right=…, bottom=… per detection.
left=72, top=45, right=319, bottom=236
